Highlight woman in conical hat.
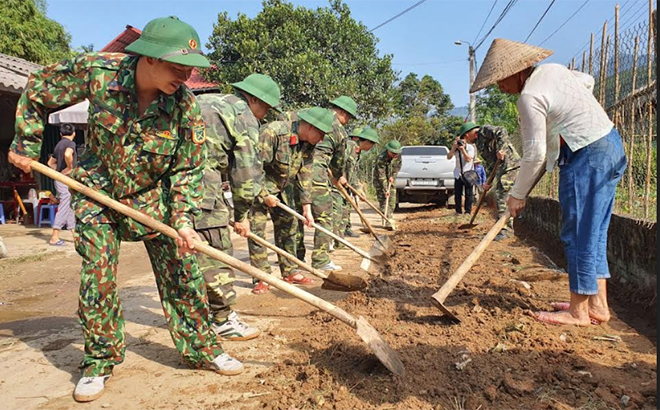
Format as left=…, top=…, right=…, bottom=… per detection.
left=472, top=39, right=627, bottom=326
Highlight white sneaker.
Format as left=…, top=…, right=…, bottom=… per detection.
left=210, top=353, right=245, bottom=376
left=212, top=312, right=261, bottom=341
left=73, top=375, right=111, bottom=402
left=318, top=261, right=342, bottom=271
left=329, top=242, right=335, bottom=252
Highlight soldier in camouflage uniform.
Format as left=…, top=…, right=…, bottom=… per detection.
left=337, top=126, right=380, bottom=241
left=312, top=96, right=356, bottom=271
left=373, top=140, right=403, bottom=229
left=195, top=73, right=282, bottom=341
left=9, top=17, right=243, bottom=402
left=249, top=107, right=335, bottom=294
left=475, top=124, right=521, bottom=240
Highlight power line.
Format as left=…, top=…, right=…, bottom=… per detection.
left=525, top=0, right=557, bottom=43
left=538, top=0, right=590, bottom=46
left=473, top=0, right=520, bottom=51
left=472, top=0, right=499, bottom=45
left=370, top=0, right=430, bottom=32
left=619, top=2, right=650, bottom=33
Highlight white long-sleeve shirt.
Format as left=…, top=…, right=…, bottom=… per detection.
left=511, top=64, right=614, bottom=199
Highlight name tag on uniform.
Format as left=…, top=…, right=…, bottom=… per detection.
left=156, top=130, right=175, bottom=140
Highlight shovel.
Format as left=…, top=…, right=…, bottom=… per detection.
left=382, top=181, right=396, bottom=230
left=431, top=168, right=546, bottom=323
left=31, top=160, right=404, bottom=376
left=334, top=179, right=391, bottom=253
left=459, top=158, right=502, bottom=229
left=276, top=202, right=387, bottom=273
left=229, top=221, right=367, bottom=292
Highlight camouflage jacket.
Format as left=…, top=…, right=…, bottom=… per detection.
left=195, top=93, right=263, bottom=229
left=259, top=120, right=315, bottom=204
left=315, top=113, right=348, bottom=179
left=344, top=138, right=360, bottom=187
left=11, top=52, right=206, bottom=232
left=475, top=125, right=521, bottom=179
left=373, top=150, right=402, bottom=188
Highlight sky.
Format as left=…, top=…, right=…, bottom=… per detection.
left=45, top=0, right=653, bottom=108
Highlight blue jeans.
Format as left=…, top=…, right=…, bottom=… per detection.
left=558, top=128, right=627, bottom=295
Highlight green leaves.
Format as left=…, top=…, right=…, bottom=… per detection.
left=205, top=0, right=397, bottom=121
left=475, top=85, right=520, bottom=136
left=0, top=0, right=72, bottom=65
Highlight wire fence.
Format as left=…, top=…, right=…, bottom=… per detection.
left=533, top=2, right=657, bottom=222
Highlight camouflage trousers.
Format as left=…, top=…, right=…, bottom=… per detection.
left=248, top=197, right=298, bottom=280
left=495, top=168, right=519, bottom=231
left=75, top=218, right=223, bottom=377
left=287, top=185, right=307, bottom=261
left=310, top=167, right=334, bottom=268
left=197, top=227, right=236, bottom=323
left=376, top=183, right=397, bottom=223
left=330, top=188, right=351, bottom=238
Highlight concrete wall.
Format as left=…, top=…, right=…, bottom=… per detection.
left=516, top=196, right=657, bottom=302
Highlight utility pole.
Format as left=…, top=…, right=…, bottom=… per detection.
left=468, top=45, right=476, bottom=122
left=455, top=40, right=477, bottom=122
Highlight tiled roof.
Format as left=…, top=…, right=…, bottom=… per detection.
left=101, top=25, right=142, bottom=53
left=0, top=53, right=42, bottom=93
left=102, top=26, right=219, bottom=92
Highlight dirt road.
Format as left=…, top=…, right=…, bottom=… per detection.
left=0, top=205, right=656, bottom=410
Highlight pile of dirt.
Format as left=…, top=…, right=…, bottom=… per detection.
left=247, top=207, right=657, bottom=410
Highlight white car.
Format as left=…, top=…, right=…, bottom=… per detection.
left=394, top=145, right=455, bottom=206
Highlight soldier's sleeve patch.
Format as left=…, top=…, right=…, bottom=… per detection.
left=192, top=124, right=206, bottom=144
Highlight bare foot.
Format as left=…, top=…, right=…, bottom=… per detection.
left=550, top=302, right=610, bottom=323
left=529, top=310, right=592, bottom=326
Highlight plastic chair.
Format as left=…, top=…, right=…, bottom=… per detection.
left=0, top=203, right=4, bottom=224
left=38, top=204, right=58, bottom=228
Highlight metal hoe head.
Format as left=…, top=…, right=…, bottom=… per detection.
left=430, top=295, right=461, bottom=324
left=355, top=316, right=405, bottom=376
left=321, top=271, right=368, bottom=291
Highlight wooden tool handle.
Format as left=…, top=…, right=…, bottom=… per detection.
left=336, top=182, right=384, bottom=247
left=30, top=161, right=358, bottom=328
left=345, top=183, right=389, bottom=220
left=276, top=202, right=373, bottom=261
left=13, top=190, right=27, bottom=215
left=383, top=181, right=393, bottom=219
left=230, top=221, right=328, bottom=280
left=469, top=157, right=503, bottom=225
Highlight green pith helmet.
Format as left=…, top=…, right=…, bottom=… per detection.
left=125, top=16, right=210, bottom=68
left=329, top=96, right=358, bottom=117
left=359, top=127, right=380, bottom=144
left=385, top=140, right=402, bottom=154
left=298, top=107, right=334, bottom=134
left=458, top=121, right=479, bottom=137
left=232, top=73, right=282, bottom=112
left=349, top=127, right=364, bottom=138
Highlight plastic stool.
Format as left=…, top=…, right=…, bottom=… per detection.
left=38, top=204, right=58, bottom=228
left=0, top=203, right=4, bottom=224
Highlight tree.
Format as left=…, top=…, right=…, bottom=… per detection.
left=205, top=0, right=397, bottom=120
left=475, top=85, right=519, bottom=135
left=0, top=0, right=72, bottom=65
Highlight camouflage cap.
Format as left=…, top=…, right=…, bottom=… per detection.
left=232, top=73, right=282, bottom=112
left=329, top=96, right=358, bottom=117
left=298, top=107, right=334, bottom=134
left=125, top=16, right=210, bottom=68
left=359, top=127, right=380, bottom=144
left=385, top=140, right=402, bottom=154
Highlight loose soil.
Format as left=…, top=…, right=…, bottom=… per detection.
left=0, top=206, right=656, bottom=410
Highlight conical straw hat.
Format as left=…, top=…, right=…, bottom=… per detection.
left=470, top=38, right=553, bottom=93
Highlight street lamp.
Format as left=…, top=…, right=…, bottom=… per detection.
left=455, top=40, right=476, bottom=122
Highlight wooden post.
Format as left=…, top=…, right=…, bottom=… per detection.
left=571, top=57, right=576, bottom=70
left=582, top=50, right=587, bottom=72
left=644, top=0, right=653, bottom=219
left=614, top=4, right=620, bottom=103
left=627, top=36, right=640, bottom=213
left=589, top=33, right=595, bottom=75
left=599, top=32, right=609, bottom=106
